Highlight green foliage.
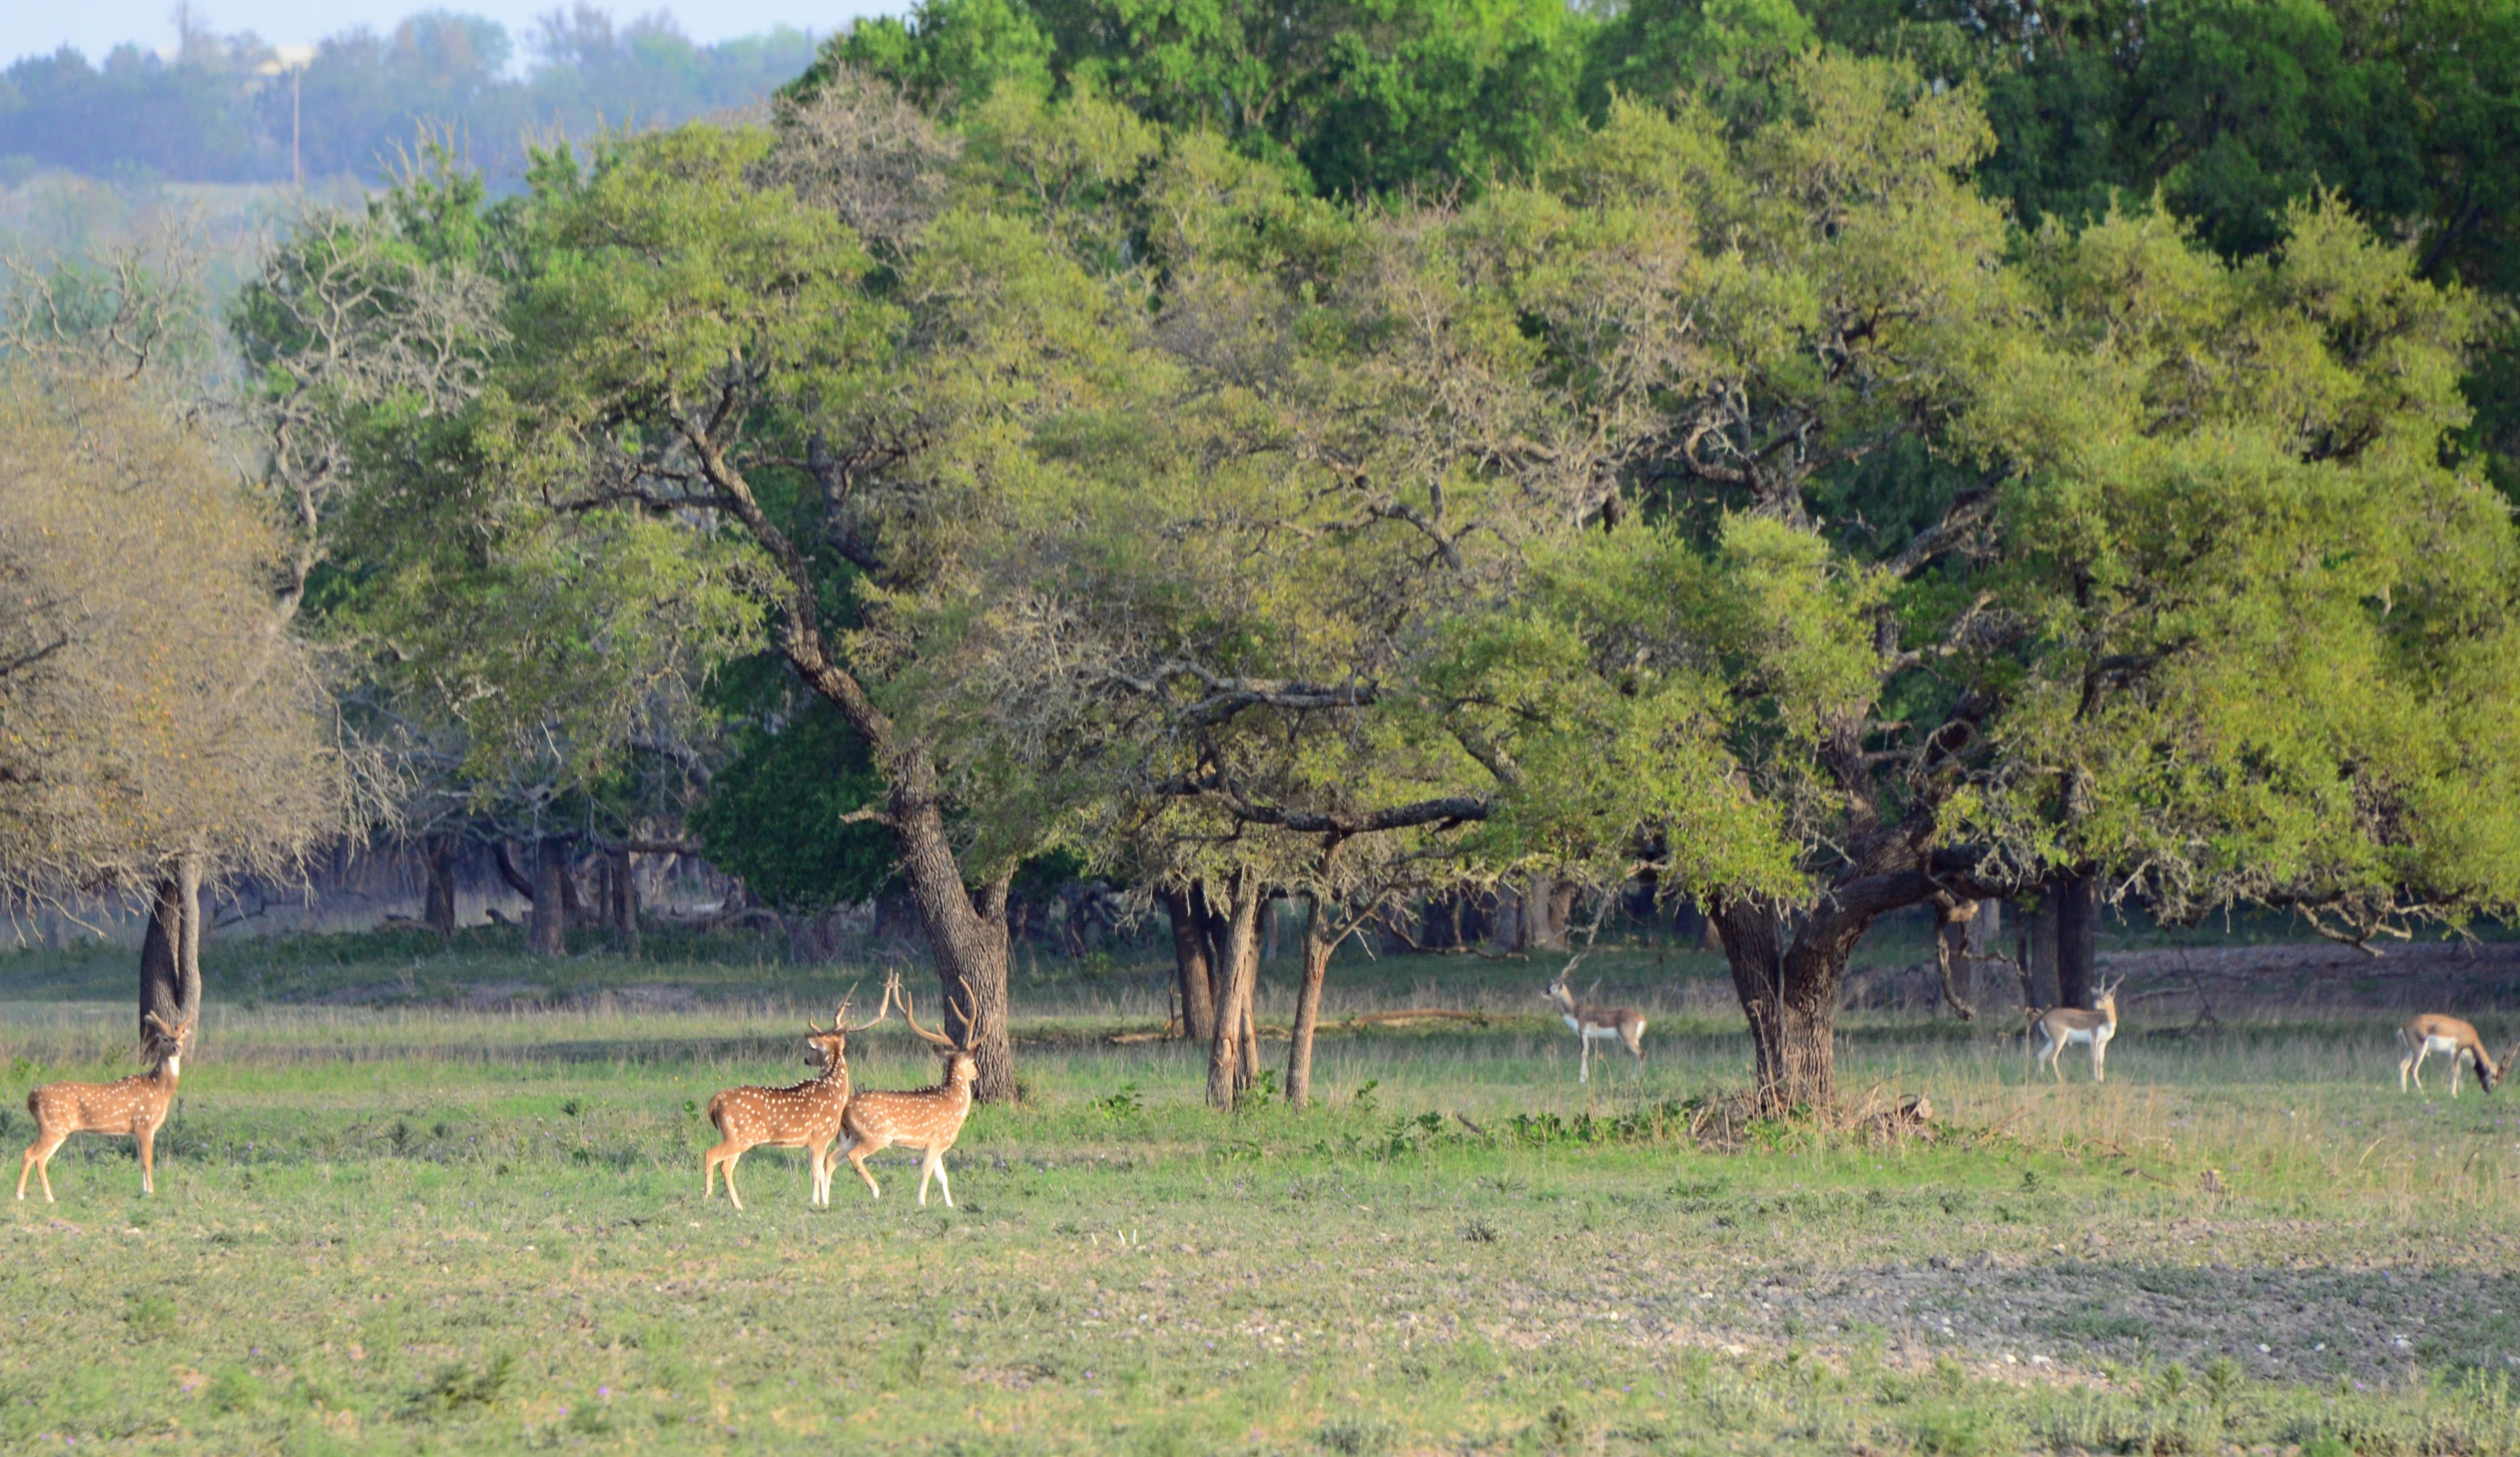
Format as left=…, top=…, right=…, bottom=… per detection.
left=810, top=0, right=1591, bottom=196
left=690, top=692, right=895, bottom=912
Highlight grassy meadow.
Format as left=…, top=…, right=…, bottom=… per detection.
left=8, top=926, right=2520, bottom=1453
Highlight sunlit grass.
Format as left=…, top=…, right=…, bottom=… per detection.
left=7, top=934, right=2520, bottom=1452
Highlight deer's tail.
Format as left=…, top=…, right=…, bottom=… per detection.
left=705, top=1091, right=731, bottom=1134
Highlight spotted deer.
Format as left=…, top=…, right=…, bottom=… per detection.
left=2031, top=980, right=2121, bottom=1083
left=19, top=1010, right=194, bottom=1201
left=1541, top=972, right=1645, bottom=1084
left=837, top=982, right=979, bottom=1207
left=2397, top=1015, right=2515, bottom=1097
left=703, top=978, right=894, bottom=1210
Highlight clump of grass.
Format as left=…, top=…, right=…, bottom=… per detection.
left=406, top=1351, right=513, bottom=1417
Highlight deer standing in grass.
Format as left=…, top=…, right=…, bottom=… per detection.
left=19, top=1011, right=194, bottom=1201
left=1542, top=971, right=1645, bottom=1085
left=2397, top=1015, right=2514, bottom=1096
left=837, top=983, right=978, bottom=1207
left=703, top=979, right=893, bottom=1210
left=2031, top=980, right=2121, bottom=1083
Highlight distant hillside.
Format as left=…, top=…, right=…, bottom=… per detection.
left=0, top=6, right=821, bottom=190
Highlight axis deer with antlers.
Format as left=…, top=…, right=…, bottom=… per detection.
left=837, top=982, right=979, bottom=1207
left=19, top=1010, right=194, bottom=1201
left=2398, top=1015, right=2515, bottom=1097
left=703, top=979, right=893, bottom=1210
left=2031, top=980, right=2122, bottom=1083
left=1542, top=971, right=1645, bottom=1085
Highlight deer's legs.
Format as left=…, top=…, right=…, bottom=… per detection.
left=19, top=1130, right=63, bottom=1202
left=2092, top=1041, right=2107, bottom=1084
left=718, top=1150, right=746, bottom=1211
left=2453, top=1057, right=2465, bottom=1097
left=2400, top=1049, right=2416, bottom=1093
left=846, top=1138, right=886, bottom=1199
left=137, top=1122, right=156, bottom=1196
left=1578, top=1037, right=1589, bottom=1086
left=925, top=1152, right=953, bottom=1208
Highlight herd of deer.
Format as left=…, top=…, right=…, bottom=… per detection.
left=14, top=973, right=2520, bottom=1204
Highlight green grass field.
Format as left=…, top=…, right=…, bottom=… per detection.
left=8, top=931, right=2520, bottom=1454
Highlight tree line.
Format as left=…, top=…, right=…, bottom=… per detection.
left=2, top=1, right=2516, bottom=1112
left=0, top=6, right=817, bottom=189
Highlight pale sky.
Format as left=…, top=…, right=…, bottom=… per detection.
left=3, top=2, right=902, bottom=69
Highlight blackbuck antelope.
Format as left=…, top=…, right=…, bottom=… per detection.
left=2397, top=1015, right=2516, bottom=1097
left=2031, top=981, right=2121, bottom=1083
left=19, top=1010, right=194, bottom=1201
left=837, top=983, right=979, bottom=1207
left=1541, top=973, right=1645, bottom=1084
left=703, top=978, right=894, bottom=1210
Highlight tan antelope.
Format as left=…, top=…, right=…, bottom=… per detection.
left=1541, top=972, right=1645, bottom=1084
left=2397, top=1014, right=2515, bottom=1097
left=19, top=1010, right=194, bottom=1201
left=836, top=982, right=979, bottom=1207
left=2031, top=980, right=2121, bottom=1083
left=703, top=979, right=894, bottom=1211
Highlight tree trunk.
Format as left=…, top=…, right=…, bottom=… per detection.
left=888, top=787, right=1018, bottom=1102
left=423, top=837, right=458, bottom=949
left=1285, top=894, right=1334, bottom=1107
left=1717, top=898, right=1846, bottom=1110
left=138, top=851, right=203, bottom=1052
left=2054, top=869, right=2098, bottom=1011
left=1932, top=897, right=1979, bottom=1022
left=1205, top=872, right=1265, bottom=1109
left=1165, top=885, right=1217, bottom=1045
left=2026, top=898, right=2062, bottom=1009
left=610, top=847, right=640, bottom=954
left=530, top=837, right=569, bottom=956
left=1489, top=882, right=1523, bottom=953
left=1525, top=876, right=1572, bottom=951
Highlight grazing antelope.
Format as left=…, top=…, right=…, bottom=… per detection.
left=19, top=1010, right=194, bottom=1201
left=1541, top=972, right=1645, bottom=1084
left=837, top=983, right=979, bottom=1207
left=2031, top=980, right=2121, bottom=1083
left=2397, top=1015, right=2515, bottom=1097
left=703, top=979, right=894, bottom=1211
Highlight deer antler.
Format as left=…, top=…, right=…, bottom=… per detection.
left=900, top=981, right=957, bottom=1049
left=807, top=990, right=849, bottom=1036
left=841, top=976, right=897, bottom=1034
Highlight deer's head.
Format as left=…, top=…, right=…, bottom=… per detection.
left=805, top=976, right=895, bottom=1071
left=1541, top=976, right=1575, bottom=1013
left=902, top=979, right=981, bottom=1088
left=2093, top=979, right=2123, bottom=1018
left=2486, top=1040, right=2518, bottom=1094
left=143, top=1010, right=195, bottom=1071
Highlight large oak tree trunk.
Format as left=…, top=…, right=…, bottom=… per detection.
left=1164, top=885, right=1217, bottom=1045
left=2054, top=869, right=2098, bottom=1010
left=889, top=787, right=1018, bottom=1102
left=1205, top=873, right=1265, bottom=1109
left=529, top=836, right=570, bottom=956
left=1717, top=898, right=1849, bottom=1110
left=423, top=837, right=458, bottom=949
left=1285, top=894, right=1334, bottom=1107
left=138, top=851, right=203, bottom=1054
